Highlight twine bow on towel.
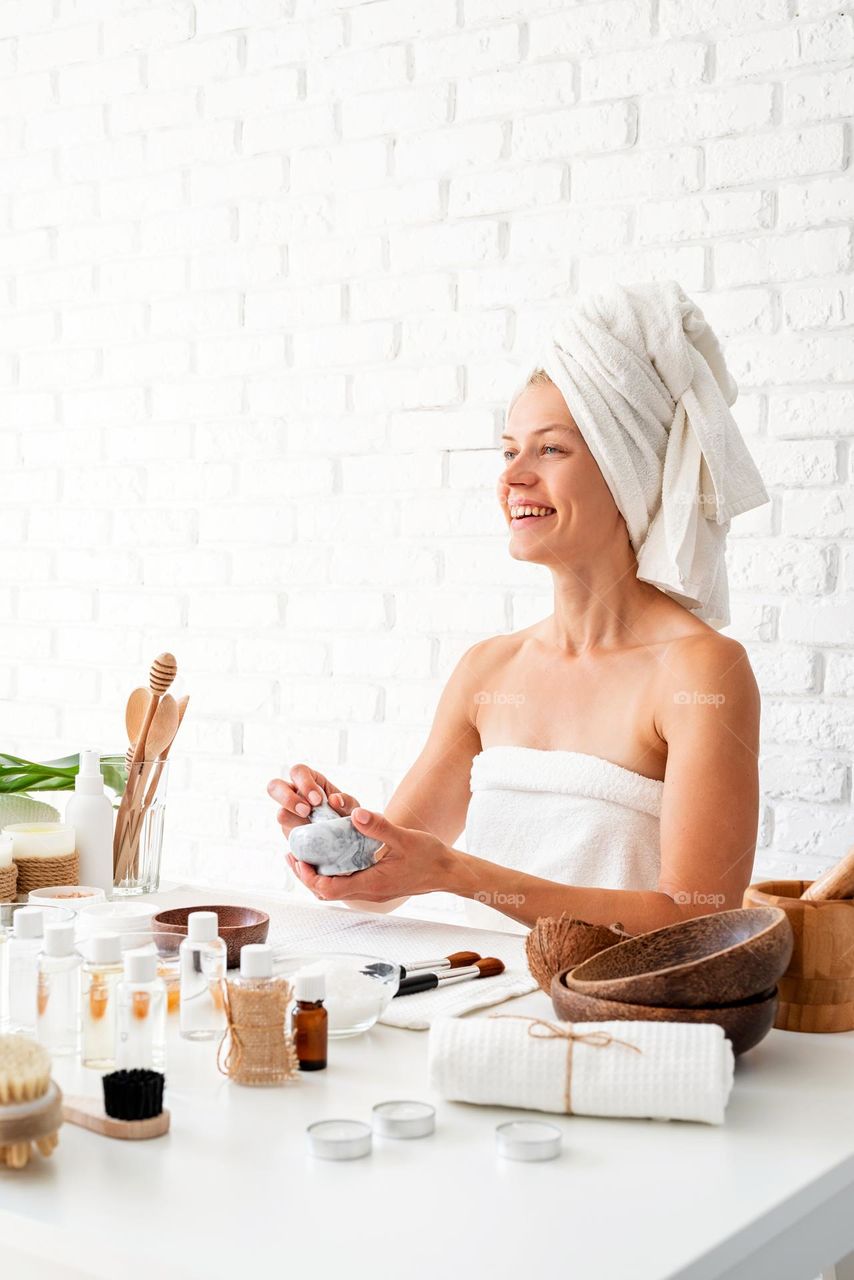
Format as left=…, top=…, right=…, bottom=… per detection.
left=488, top=1014, right=644, bottom=1115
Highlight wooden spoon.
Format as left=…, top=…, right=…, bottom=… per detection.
left=113, top=653, right=177, bottom=876
left=124, top=687, right=149, bottom=750
left=801, top=844, right=854, bottom=901
left=115, top=695, right=179, bottom=885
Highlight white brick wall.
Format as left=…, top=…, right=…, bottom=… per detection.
left=0, top=0, right=852, bottom=897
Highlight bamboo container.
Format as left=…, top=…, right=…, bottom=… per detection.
left=743, top=879, right=854, bottom=1032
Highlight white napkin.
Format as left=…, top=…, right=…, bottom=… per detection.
left=428, top=1014, right=735, bottom=1124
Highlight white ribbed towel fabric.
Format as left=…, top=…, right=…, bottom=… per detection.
left=428, top=1014, right=735, bottom=1125
left=461, top=745, right=662, bottom=934
left=507, top=279, right=769, bottom=629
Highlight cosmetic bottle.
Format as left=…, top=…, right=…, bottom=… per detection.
left=37, top=922, right=82, bottom=1058
left=179, top=911, right=227, bottom=1041
left=65, top=749, right=114, bottom=896
left=117, top=949, right=166, bottom=1071
left=8, top=906, right=44, bottom=1036
left=220, top=943, right=298, bottom=1086
left=292, top=970, right=327, bottom=1071
left=82, top=932, right=123, bottom=1069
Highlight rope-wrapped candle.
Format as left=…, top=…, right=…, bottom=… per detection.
left=2, top=824, right=79, bottom=896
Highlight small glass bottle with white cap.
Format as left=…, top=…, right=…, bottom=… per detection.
left=292, top=970, right=327, bottom=1071
left=179, top=911, right=227, bottom=1041
left=7, top=906, right=44, bottom=1036
left=36, top=922, right=82, bottom=1057
left=117, top=948, right=166, bottom=1070
left=81, top=932, right=123, bottom=1069
left=225, top=943, right=295, bottom=1085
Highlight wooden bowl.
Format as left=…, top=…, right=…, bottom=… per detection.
left=563, top=906, right=793, bottom=1008
left=743, top=880, right=854, bottom=1033
left=551, top=971, right=779, bottom=1057
left=151, top=905, right=269, bottom=970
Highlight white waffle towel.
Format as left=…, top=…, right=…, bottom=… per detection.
left=507, top=280, right=769, bottom=629
left=428, top=1013, right=735, bottom=1125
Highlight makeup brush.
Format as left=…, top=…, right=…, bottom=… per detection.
left=393, top=957, right=505, bottom=997
left=363, top=951, right=481, bottom=981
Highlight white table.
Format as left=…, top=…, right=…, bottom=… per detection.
left=2, top=886, right=853, bottom=1280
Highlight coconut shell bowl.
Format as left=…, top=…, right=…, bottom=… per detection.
left=561, top=906, right=793, bottom=1009
left=550, top=975, right=779, bottom=1057
left=151, top=905, right=269, bottom=970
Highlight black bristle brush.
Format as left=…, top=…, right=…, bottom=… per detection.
left=63, top=1070, right=170, bottom=1140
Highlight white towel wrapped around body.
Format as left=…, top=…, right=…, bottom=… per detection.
left=507, top=280, right=769, bottom=629
left=427, top=1014, right=735, bottom=1125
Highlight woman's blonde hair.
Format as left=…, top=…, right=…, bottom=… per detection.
left=508, top=366, right=553, bottom=416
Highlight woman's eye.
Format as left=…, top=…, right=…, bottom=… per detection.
left=502, top=445, right=564, bottom=461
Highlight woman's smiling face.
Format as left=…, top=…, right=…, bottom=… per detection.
left=497, top=377, right=624, bottom=565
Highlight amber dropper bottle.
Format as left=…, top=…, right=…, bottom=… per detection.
left=292, top=971, right=327, bottom=1071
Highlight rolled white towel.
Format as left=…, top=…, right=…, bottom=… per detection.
left=427, top=1013, right=735, bottom=1125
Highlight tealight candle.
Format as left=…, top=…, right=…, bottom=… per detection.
left=0, top=834, right=12, bottom=869
left=306, top=1119, right=372, bottom=1161
left=372, top=1100, right=435, bottom=1138
left=2, top=823, right=75, bottom=859
left=495, top=1121, right=562, bottom=1162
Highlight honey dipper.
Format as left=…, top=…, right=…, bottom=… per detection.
left=113, top=652, right=177, bottom=875
left=0, top=1034, right=62, bottom=1169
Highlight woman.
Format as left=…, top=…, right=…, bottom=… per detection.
left=267, top=281, right=769, bottom=935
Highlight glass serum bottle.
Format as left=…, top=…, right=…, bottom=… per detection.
left=117, top=949, right=166, bottom=1071
left=37, top=922, right=82, bottom=1058
left=82, top=932, right=123, bottom=1070
left=8, top=906, right=44, bottom=1036
left=179, top=911, right=227, bottom=1042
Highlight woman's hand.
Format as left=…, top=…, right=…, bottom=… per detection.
left=267, top=763, right=359, bottom=838
left=286, top=807, right=457, bottom=904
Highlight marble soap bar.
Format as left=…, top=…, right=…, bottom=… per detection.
left=289, top=790, right=383, bottom=876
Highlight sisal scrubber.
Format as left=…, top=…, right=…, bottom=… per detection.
left=0, top=1034, right=62, bottom=1168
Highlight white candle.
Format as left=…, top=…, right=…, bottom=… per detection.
left=2, top=823, right=76, bottom=859
left=0, top=834, right=12, bottom=869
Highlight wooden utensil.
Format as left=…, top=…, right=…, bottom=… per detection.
left=114, top=694, right=179, bottom=885
left=800, top=844, right=854, bottom=902
left=743, top=879, right=854, bottom=1032
left=112, top=653, right=177, bottom=878
left=121, top=695, right=185, bottom=868
left=124, top=687, right=149, bottom=753
left=62, top=1096, right=170, bottom=1141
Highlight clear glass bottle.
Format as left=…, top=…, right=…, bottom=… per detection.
left=82, top=932, right=123, bottom=1070
left=292, top=970, right=327, bottom=1071
left=37, top=922, right=82, bottom=1057
left=117, top=948, right=166, bottom=1071
left=227, top=943, right=291, bottom=1086
left=179, top=911, right=227, bottom=1042
left=8, top=906, right=44, bottom=1036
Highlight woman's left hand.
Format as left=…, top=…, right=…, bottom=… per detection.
left=286, top=808, right=455, bottom=903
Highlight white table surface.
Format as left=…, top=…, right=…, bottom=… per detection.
left=2, top=885, right=854, bottom=1280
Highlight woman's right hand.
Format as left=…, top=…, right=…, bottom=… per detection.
left=266, top=763, right=359, bottom=840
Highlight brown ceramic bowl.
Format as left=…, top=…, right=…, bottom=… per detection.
left=151, top=905, right=269, bottom=969
left=563, top=906, right=793, bottom=1008
left=551, top=970, right=779, bottom=1057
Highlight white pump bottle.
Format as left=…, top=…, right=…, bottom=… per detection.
left=65, top=749, right=114, bottom=896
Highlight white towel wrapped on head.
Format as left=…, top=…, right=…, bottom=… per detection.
left=507, top=280, right=769, bottom=629
left=427, top=1013, right=735, bottom=1125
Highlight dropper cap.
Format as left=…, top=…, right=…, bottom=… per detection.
left=124, top=949, right=157, bottom=983
left=44, top=922, right=75, bottom=958
left=240, top=943, right=273, bottom=979
left=295, top=970, right=325, bottom=1002
left=74, top=749, right=105, bottom=795
left=188, top=911, right=218, bottom=942
left=14, top=906, right=44, bottom=939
